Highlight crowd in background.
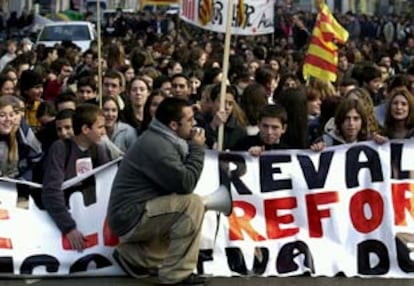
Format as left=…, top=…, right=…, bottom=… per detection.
left=0, top=5, right=413, bottom=179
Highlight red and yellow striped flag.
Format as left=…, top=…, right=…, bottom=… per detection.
left=237, top=0, right=246, bottom=28
left=303, top=1, right=349, bottom=82
left=199, top=0, right=213, bottom=26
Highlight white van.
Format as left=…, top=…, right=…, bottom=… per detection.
left=35, top=21, right=96, bottom=52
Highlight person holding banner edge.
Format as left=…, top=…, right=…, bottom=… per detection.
left=310, top=97, right=385, bottom=150
left=107, top=97, right=207, bottom=285
left=232, top=104, right=289, bottom=156
left=41, top=104, right=110, bottom=251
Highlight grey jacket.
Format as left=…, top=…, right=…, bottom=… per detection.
left=109, top=121, right=137, bottom=153
left=107, top=120, right=205, bottom=236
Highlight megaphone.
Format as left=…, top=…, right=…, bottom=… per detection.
left=203, top=185, right=233, bottom=216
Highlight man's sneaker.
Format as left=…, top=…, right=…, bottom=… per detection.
left=159, top=274, right=207, bottom=285
left=112, top=249, right=150, bottom=278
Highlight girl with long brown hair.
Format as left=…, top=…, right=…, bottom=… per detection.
left=383, top=87, right=414, bottom=139
left=0, top=95, right=18, bottom=177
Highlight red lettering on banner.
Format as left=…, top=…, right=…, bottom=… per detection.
left=229, top=201, right=266, bottom=241
left=306, top=192, right=338, bottom=238
left=264, top=197, right=299, bottom=239
left=350, top=189, right=383, bottom=233
left=61, top=218, right=119, bottom=250
left=392, top=182, right=414, bottom=226
left=0, top=237, right=12, bottom=249
left=103, top=218, right=119, bottom=246
left=62, top=233, right=98, bottom=250
left=0, top=209, right=12, bottom=249
left=0, top=209, right=9, bottom=219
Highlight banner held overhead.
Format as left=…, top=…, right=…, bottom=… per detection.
left=180, top=0, right=274, bottom=36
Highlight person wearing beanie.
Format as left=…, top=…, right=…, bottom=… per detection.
left=19, top=69, right=44, bottom=131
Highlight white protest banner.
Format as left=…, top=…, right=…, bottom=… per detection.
left=180, top=0, right=274, bottom=36
left=0, top=159, right=122, bottom=276
left=1, top=141, right=414, bottom=277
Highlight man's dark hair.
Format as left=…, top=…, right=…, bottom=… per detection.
left=388, top=46, right=401, bottom=59
left=36, top=101, right=56, bottom=119
left=39, top=47, right=56, bottom=61
left=50, top=58, right=71, bottom=74
left=104, top=69, right=125, bottom=87
left=255, top=65, right=277, bottom=87
left=83, top=49, right=95, bottom=57
left=188, top=68, right=204, bottom=82
left=55, top=90, right=78, bottom=109
left=171, top=73, right=190, bottom=86
left=359, top=64, right=381, bottom=84
left=153, top=74, right=171, bottom=90
left=253, top=45, right=266, bottom=60
left=258, top=104, right=287, bottom=125
left=155, top=97, right=189, bottom=126
left=77, top=76, right=97, bottom=91
left=72, top=103, right=103, bottom=135
left=339, top=76, right=359, bottom=87
left=385, top=74, right=409, bottom=92
left=202, top=67, right=221, bottom=85
left=56, top=108, right=75, bottom=121
left=210, top=84, right=238, bottom=102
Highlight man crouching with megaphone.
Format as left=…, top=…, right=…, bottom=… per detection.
left=107, top=97, right=216, bottom=285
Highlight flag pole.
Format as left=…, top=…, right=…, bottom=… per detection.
left=217, top=0, right=234, bottom=151
left=96, top=0, right=103, bottom=109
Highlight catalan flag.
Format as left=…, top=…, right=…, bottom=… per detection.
left=237, top=0, right=246, bottom=28
left=302, top=1, right=349, bottom=82
left=199, top=0, right=213, bottom=26
left=182, top=0, right=196, bottom=21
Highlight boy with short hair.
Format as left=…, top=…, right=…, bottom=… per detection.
left=171, top=73, right=191, bottom=101
left=76, top=76, right=97, bottom=104
left=232, top=104, right=289, bottom=156
left=35, top=101, right=58, bottom=153
left=55, top=109, right=75, bottom=140
left=103, top=69, right=125, bottom=110
left=55, top=90, right=78, bottom=111
left=36, top=101, right=57, bottom=127
left=42, top=103, right=109, bottom=251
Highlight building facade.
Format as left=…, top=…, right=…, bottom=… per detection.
left=291, top=0, right=411, bottom=14
left=0, top=0, right=412, bottom=18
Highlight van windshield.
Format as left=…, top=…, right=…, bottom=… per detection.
left=39, top=25, right=91, bottom=41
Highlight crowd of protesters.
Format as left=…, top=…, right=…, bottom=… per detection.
left=0, top=5, right=413, bottom=179
left=0, top=5, right=412, bottom=279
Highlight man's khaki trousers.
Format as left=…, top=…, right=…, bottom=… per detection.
left=117, top=193, right=205, bottom=284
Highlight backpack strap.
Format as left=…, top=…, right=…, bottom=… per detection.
left=89, top=144, right=99, bottom=167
